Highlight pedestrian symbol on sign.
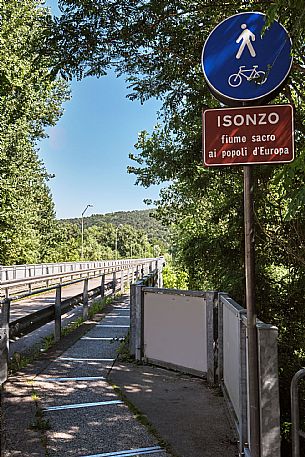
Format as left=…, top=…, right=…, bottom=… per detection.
left=236, top=24, right=256, bottom=59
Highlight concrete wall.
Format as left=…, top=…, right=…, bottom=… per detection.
left=257, top=323, right=281, bottom=457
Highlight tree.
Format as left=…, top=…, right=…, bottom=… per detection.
left=0, top=0, right=70, bottom=264
left=51, top=2, right=305, bottom=453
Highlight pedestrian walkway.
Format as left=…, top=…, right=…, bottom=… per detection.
left=1, top=295, right=237, bottom=457
left=28, top=297, right=168, bottom=457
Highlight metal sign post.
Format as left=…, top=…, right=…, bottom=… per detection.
left=201, top=11, right=293, bottom=457
left=243, top=164, right=260, bottom=457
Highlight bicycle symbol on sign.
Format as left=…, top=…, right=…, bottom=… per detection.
left=228, top=65, right=267, bottom=87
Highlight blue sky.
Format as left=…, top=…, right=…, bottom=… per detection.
left=39, top=1, right=163, bottom=220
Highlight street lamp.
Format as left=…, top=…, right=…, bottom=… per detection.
left=115, top=224, right=122, bottom=261
left=81, top=204, right=93, bottom=260
left=153, top=245, right=159, bottom=258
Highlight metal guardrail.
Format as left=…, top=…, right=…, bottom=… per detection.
left=0, top=259, right=149, bottom=282
left=0, top=264, right=142, bottom=301
left=291, top=368, right=305, bottom=457
left=6, top=275, right=111, bottom=339
left=0, top=268, right=104, bottom=300
left=0, top=258, right=163, bottom=385
left=0, top=259, right=155, bottom=298
left=1, top=266, right=104, bottom=288
left=0, top=260, right=106, bottom=282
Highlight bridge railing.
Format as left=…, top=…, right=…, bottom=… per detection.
left=0, top=258, right=163, bottom=385
left=0, top=259, right=159, bottom=299
left=0, top=259, right=154, bottom=283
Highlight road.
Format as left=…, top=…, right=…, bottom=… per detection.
left=9, top=275, right=109, bottom=322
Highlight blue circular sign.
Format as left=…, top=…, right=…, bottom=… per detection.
left=202, top=12, right=292, bottom=105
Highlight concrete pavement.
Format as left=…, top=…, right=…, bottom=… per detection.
left=1, top=295, right=238, bottom=457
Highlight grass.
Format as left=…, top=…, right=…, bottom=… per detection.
left=10, top=351, right=33, bottom=371
left=29, top=387, right=50, bottom=453
left=43, top=334, right=55, bottom=351
left=61, top=316, right=84, bottom=337
left=30, top=408, right=50, bottom=432
left=88, top=298, right=106, bottom=318
left=31, top=390, right=40, bottom=402
left=116, top=333, right=134, bottom=363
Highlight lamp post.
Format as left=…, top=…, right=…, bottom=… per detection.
left=81, top=204, right=93, bottom=261
left=153, top=245, right=159, bottom=258
left=115, top=224, right=122, bottom=261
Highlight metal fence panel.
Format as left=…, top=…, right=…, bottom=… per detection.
left=143, top=291, right=207, bottom=374
left=223, top=300, right=241, bottom=418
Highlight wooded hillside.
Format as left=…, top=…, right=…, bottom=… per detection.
left=60, top=209, right=170, bottom=245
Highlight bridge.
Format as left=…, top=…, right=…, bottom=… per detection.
left=0, top=258, right=299, bottom=457
left=0, top=258, right=160, bottom=370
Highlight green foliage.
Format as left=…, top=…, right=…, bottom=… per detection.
left=56, top=211, right=169, bottom=261
left=162, top=264, right=188, bottom=290
left=88, top=299, right=105, bottom=319
left=61, top=209, right=170, bottom=247
left=42, top=222, right=82, bottom=262
left=0, top=0, right=70, bottom=265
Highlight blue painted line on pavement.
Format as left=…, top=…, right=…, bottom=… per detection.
left=44, top=400, right=123, bottom=411
left=80, top=446, right=164, bottom=457
left=36, top=376, right=105, bottom=382
left=95, top=324, right=129, bottom=328
left=80, top=337, right=124, bottom=341
left=58, top=357, right=115, bottom=362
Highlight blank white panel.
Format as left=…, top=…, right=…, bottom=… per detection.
left=143, top=293, right=207, bottom=373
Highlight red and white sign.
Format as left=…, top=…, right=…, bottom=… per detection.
left=203, top=104, right=294, bottom=167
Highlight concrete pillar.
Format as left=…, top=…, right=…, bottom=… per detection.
left=257, top=323, right=281, bottom=457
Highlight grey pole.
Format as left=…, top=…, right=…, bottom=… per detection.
left=115, top=224, right=122, bottom=261
left=115, top=231, right=118, bottom=260
left=291, top=368, right=305, bottom=457
left=112, top=271, right=116, bottom=294
left=100, top=274, right=105, bottom=299
left=244, top=165, right=260, bottom=457
left=81, top=216, right=84, bottom=261
left=81, top=204, right=93, bottom=261
left=0, top=298, right=11, bottom=385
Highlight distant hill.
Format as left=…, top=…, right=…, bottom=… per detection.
left=60, top=209, right=170, bottom=245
